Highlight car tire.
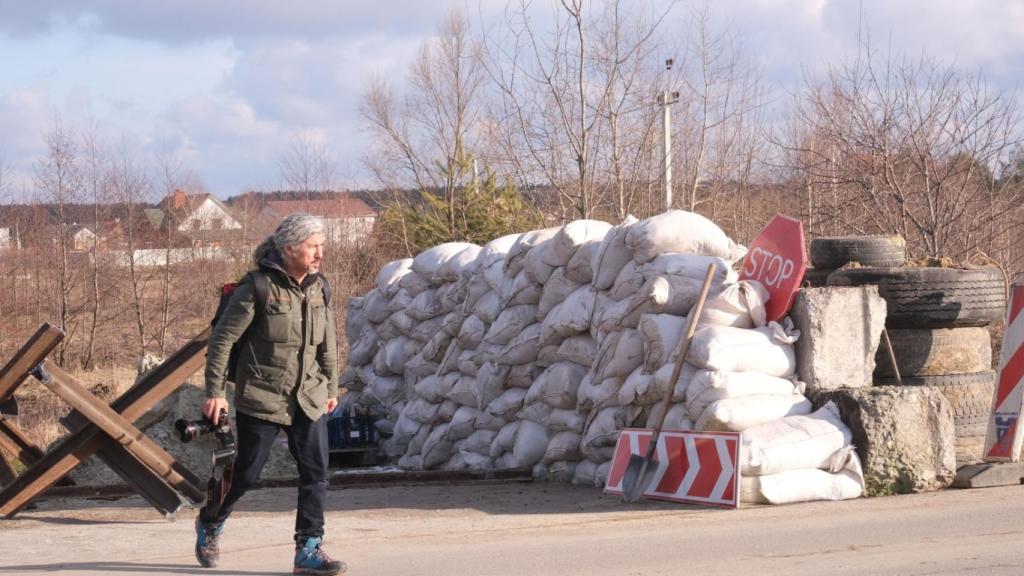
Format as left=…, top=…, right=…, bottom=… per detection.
left=874, top=327, right=993, bottom=379
left=827, top=266, right=1006, bottom=328
left=809, top=236, right=906, bottom=269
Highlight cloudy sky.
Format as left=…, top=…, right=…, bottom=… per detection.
left=1, top=0, right=1022, bottom=199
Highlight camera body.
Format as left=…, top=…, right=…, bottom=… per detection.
left=175, top=409, right=231, bottom=443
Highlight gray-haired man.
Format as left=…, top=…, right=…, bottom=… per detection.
left=195, top=213, right=344, bottom=575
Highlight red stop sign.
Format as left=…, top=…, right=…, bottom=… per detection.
left=738, top=215, right=807, bottom=322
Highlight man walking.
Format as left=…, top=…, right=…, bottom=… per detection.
left=195, top=213, right=344, bottom=575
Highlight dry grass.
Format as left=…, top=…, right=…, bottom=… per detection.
left=9, top=365, right=138, bottom=453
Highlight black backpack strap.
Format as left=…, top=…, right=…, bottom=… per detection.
left=251, top=270, right=270, bottom=317
left=319, top=274, right=331, bottom=307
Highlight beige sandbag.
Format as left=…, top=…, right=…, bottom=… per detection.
left=741, top=401, right=853, bottom=476
left=685, top=369, right=804, bottom=422
left=625, top=210, right=747, bottom=263
left=741, top=447, right=864, bottom=504
left=565, top=239, right=600, bottom=284
left=497, top=323, right=543, bottom=365
left=592, top=215, right=638, bottom=290
left=484, top=304, right=539, bottom=346
left=696, top=393, right=813, bottom=432
left=539, top=285, right=595, bottom=346
left=555, top=335, right=597, bottom=366
left=376, top=258, right=415, bottom=297
left=546, top=219, right=613, bottom=267
left=538, top=269, right=582, bottom=317
left=701, top=280, right=769, bottom=328
left=686, top=321, right=799, bottom=378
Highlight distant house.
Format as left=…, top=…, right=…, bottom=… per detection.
left=259, top=196, right=376, bottom=243
left=70, top=225, right=99, bottom=252
left=159, top=190, right=242, bottom=248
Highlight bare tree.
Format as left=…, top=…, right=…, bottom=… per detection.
left=110, top=140, right=153, bottom=358
left=780, top=38, right=1023, bottom=263
left=35, top=122, right=83, bottom=366
left=279, top=134, right=336, bottom=205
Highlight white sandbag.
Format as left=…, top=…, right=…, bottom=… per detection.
left=437, top=278, right=468, bottom=311
left=472, top=290, right=503, bottom=324
left=687, top=321, right=800, bottom=377
left=457, top=314, right=488, bottom=350
left=345, top=296, right=368, bottom=345
left=403, top=352, right=437, bottom=378
left=446, top=376, right=478, bottom=407
left=542, top=431, right=582, bottom=464
left=414, top=373, right=458, bottom=404
left=608, top=259, right=642, bottom=301
left=410, top=315, right=445, bottom=343
left=685, top=370, right=804, bottom=422
left=741, top=401, right=853, bottom=476
left=546, top=220, right=613, bottom=267
left=555, top=335, right=597, bottom=367
left=582, top=405, right=640, bottom=449
left=572, top=459, right=599, bottom=486
left=644, top=402, right=693, bottom=431
left=421, top=329, right=452, bottom=362
left=624, top=363, right=697, bottom=406
left=617, top=368, right=653, bottom=406
left=741, top=448, right=864, bottom=504
left=502, top=270, right=539, bottom=306
left=597, top=297, right=643, bottom=332
left=463, top=274, right=490, bottom=312
left=435, top=244, right=482, bottom=282
left=495, top=452, right=519, bottom=469
left=412, top=242, right=478, bottom=279
left=506, top=363, right=538, bottom=389
left=374, top=315, right=402, bottom=341
left=637, top=253, right=734, bottom=285
left=526, top=362, right=587, bottom=409
left=538, top=269, right=582, bottom=318
left=387, top=309, right=417, bottom=339
left=595, top=461, right=612, bottom=486
left=405, top=424, right=431, bottom=456
left=517, top=400, right=554, bottom=424
left=477, top=233, right=521, bottom=268
left=463, top=429, right=498, bottom=455
left=472, top=342, right=505, bottom=367
left=484, top=304, right=539, bottom=346
left=348, top=326, right=379, bottom=367
left=619, top=274, right=723, bottom=328
left=565, top=239, right=600, bottom=284
left=594, top=329, right=644, bottom=381
left=592, top=216, right=638, bottom=290
left=406, top=289, right=445, bottom=321
left=505, top=227, right=560, bottom=276
left=638, top=313, right=686, bottom=372
left=422, top=424, right=454, bottom=468
left=498, top=323, right=542, bottom=365
left=339, top=366, right=363, bottom=392
left=546, top=461, right=577, bottom=483
left=482, top=258, right=510, bottom=294
left=386, top=287, right=414, bottom=314
left=536, top=345, right=560, bottom=367
left=539, top=286, right=595, bottom=346
left=548, top=408, right=587, bottom=434
left=437, top=399, right=459, bottom=421
left=696, top=393, right=813, bottom=432
left=475, top=361, right=510, bottom=409
left=577, top=375, right=625, bottom=411
left=512, top=420, right=551, bottom=468
left=474, top=409, right=507, bottom=432
left=524, top=239, right=557, bottom=284
left=626, top=210, right=747, bottom=263
left=375, top=258, right=414, bottom=297
left=440, top=311, right=467, bottom=337
left=363, top=289, right=391, bottom=324
left=447, top=449, right=493, bottom=471
left=490, top=421, right=520, bottom=458
left=391, top=411, right=423, bottom=448
left=701, top=280, right=769, bottom=328
left=403, top=398, right=441, bottom=424
left=457, top=349, right=479, bottom=377
left=486, top=388, right=527, bottom=420
left=448, top=406, right=479, bottom=441
left=398, top=269, right=433, bottom=295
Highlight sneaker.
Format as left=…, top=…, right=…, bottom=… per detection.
left=194, top=518, right=224, bottom=568
left=293, top=536, right=346, bottom=575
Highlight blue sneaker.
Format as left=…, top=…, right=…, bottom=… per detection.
left=294, top=536, right=346, bottom=575
left=194, top=518, right=224, bottom=568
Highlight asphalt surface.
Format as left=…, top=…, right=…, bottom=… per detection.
left=0, top=481, right=1022, bottom=575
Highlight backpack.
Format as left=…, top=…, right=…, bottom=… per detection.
left=213, top=271, right=332, bottom=383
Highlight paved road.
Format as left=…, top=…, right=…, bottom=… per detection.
left=0, top=481, right=1021, bottom=575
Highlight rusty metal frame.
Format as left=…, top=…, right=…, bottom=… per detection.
left=0, top=324, right=211, bottom=519
left=0, top=325, right=62, bottom=479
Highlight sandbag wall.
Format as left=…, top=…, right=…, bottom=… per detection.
left=343, top=210, right=864, bottom=502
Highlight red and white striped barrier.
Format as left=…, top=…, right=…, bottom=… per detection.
left=604, top=428, right=739, bottom=507
left=984, top=276, right=1024, bottom=462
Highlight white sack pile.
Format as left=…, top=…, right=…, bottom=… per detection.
left=344, top=210, right=861, bottom=505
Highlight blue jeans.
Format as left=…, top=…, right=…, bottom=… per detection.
left=200, top=409, right=330, bottom=542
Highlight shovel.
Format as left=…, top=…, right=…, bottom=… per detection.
left=621, top=262, right=717, bottom=503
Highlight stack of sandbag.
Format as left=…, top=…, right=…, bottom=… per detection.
left=340, top=241, right=481, bottom=466
left=739, top=402, right=865, bottom=504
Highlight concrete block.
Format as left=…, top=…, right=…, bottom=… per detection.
left=791, top=286, right=886, bottom=393
left=813, top=386, right=956, bottom=495
left=952, top=462, right=1024, bottom=488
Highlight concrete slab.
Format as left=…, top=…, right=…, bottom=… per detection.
left=791, top=286, right=886, bottom=393
left=952, top=462, right=1024, bottom=489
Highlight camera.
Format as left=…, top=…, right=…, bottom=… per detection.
left=175, top=409, right=231, bottom=443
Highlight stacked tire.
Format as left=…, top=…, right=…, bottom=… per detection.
left=814, top=237, right=1005, bottom=465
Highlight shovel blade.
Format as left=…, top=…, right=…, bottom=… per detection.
left=621, top=454, right=657, bottom=503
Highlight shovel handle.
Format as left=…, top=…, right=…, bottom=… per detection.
left=643, top=263, right=717, bottom=459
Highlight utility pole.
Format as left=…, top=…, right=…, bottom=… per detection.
left=659, top=58, right=680, bottom=212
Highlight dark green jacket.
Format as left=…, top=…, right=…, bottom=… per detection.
left=205, top=258, right=339, bottom=425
